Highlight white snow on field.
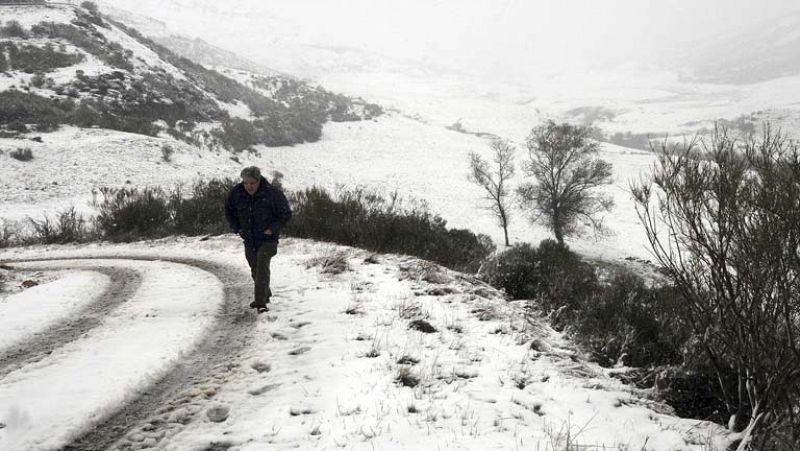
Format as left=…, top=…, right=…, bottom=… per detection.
left=259, top=115, right=659, bottom=260
left=0, top=270, right=109, bottom=351
left=0, top=5, right=76, bottom=29
left=0, top=237, right=728, bottom=450
left=0, top=126, right=235, bottom=222
left=0, top=115, right=659, bottom=260
left=0, top=258, right=223, bottom=451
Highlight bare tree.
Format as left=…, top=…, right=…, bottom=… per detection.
left=468, top=138, right=515, bottom=246
left=632, top=126, right=800, bottom=451
left=517, top=120, right=613, bottom=244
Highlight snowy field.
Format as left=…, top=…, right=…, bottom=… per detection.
left=0, top=236, right=726, bottom=450
left=0, top=113, right=658, bottom=262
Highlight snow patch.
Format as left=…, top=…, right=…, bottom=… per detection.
left=0, top=258, right=223, bottom=451
left=0, top=270, right=110, bottom=352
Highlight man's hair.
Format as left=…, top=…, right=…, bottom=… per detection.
left=240, top=166, right=262, bottom=180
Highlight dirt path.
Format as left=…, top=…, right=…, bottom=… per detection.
left=3, top=255, right=258, bottom=451
left=0, top=266, right=143, bottom=380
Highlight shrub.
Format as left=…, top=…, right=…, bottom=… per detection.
left=92, top=179, right=236, bottom=241
left=95, top=187, right=171, bottom=242
left=482, top=239, right=693, bottom=367
left=0, top=220, right=16, bottom=248
left=10, top=147, right=33, bottom=161
left=633, top=126, right=800, bottom=446
left=481, top=239, right=596, bottom=323
left=605, top=131, right=656, bottom=150
left=285, top=187, right=494, bottom=272
left=0, top=20, right=28, bottom=39
left=569, top=269, right=687, bottom=367
left=213, top=118, right=258, bottom=152
left=81, top=1, right=99, bottom=14
left=0, top=91, right=74, bottom=132
left=161, top=144, right=174, bottom=162
left=30, top=72, right=46, bottom=88
left=27, top=208, right=91, bottom=244
left=0, top=42, right=85, bottom=73
left=31, top=22, right=132, bottom=71
left=169, top=178, right=236, bottom=236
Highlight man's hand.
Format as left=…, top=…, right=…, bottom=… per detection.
left=264, top=228, right=273, bottom=235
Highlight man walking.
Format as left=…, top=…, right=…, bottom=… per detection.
left=224, top=166, right=292, bottom=312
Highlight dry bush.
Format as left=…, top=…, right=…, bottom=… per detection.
left=633, top=125, right=800, bottom=449
left=305, top=250, right=349, bottom=275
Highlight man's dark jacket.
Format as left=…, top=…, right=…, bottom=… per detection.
left=224, top=177, right=292, bottom=246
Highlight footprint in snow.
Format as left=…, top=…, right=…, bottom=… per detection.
left=248, top=383, right=281, bottom=396
left=250, top=361, right=271, bottom=373
left=288, top=346, right=311, bottom=356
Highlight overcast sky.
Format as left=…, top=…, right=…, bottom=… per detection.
left=105, top=0, right=800, bottom=79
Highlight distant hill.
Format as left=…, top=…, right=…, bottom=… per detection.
left=675, top=10, right=800, bottom=84
left=0, top=2, right=382, bottom=150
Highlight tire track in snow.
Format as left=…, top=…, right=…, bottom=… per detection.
left=0, top=266, right=143, bottom=380
left=2, top=255, right=257, bottom=451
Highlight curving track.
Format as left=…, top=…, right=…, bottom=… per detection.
left=0, top=266, right=143, bottom=380
left=0, top=255, right=258, bottom=451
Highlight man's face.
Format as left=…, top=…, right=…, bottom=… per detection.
left=243, top=176, right=260, bottom=195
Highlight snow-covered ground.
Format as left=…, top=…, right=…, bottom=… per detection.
left=0, top=257, right=222, bottom=450
left=0, top=114, right=658, bottom=262
left=0, top=236, right=727, bottom=450
left=0, top=270, right=109, bottom=351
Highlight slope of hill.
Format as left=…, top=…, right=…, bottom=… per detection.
left=674, top=10, right=800, bottom=84
left=0, top=237, right=728, bottom=450
left=0, top=2, right=382, bottom=150
left=91, top=3, right=285, bottom=76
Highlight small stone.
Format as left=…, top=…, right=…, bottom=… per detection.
left=206, top=405, right=230, bottom=423
left=188, top=388, right=203, bottom=398
left=127, top=432, right=145, bottom=442
left=21, top=280, right=38, bottom=288
left=167, top=407, right=190, bottom=424
left=202, top=387, right=218, bottom=398
left=251, top=361, right=271, bottom=373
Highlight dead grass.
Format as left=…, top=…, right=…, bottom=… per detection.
left=408, top=319, right=437, bottom=333
left=396, top=367, right=420, bottom=388
left=306, top=250, right=350, bottom=275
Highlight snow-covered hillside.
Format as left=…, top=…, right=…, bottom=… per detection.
left=673, top=10, right=800, bottom=84
left=96, top=0, right=800, bottom=145
left=0, top=2, right=380, bottom=151
left=0, top=113, right=657, bottom=263
left=0, top=236, right=727, bottom=450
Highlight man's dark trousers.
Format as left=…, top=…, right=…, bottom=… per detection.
left=244, top=241, right=278, bottom=305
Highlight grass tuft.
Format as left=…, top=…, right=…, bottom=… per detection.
left=408, top=319, right=437, bottom=334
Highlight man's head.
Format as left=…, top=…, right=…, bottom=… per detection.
left=240, top=166, right=262, bottom=195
